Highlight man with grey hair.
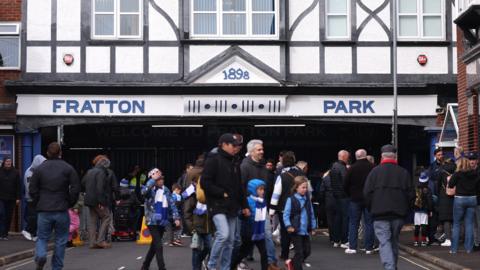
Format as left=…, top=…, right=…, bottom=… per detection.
left=364, top=145, right=414, bottom=270
left=344, top=149, right=375, bottom=254
left=330, top=150, right=350, bottom=248
left=235, top=139, right=280, bottom=270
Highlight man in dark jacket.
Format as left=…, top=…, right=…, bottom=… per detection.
left=236, top=139, right=279, bottom=270
left=82, top=155, right=118, bottom=249
left=29, top=142, right=80, bottom=270
left=364, top=145, right=414, bottom=270
left=330, top=150, right=350, bottom=247
left=203, top=133, right=250, bottom=270
left=0, top=156, right=20, bottom=240
left=344, top=149, right=375, bottom=254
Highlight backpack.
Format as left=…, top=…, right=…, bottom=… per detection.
left=196, top=176, right=207, bottom=204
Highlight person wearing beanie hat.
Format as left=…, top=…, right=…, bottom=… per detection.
left=413, top=171, right=434, bottom=247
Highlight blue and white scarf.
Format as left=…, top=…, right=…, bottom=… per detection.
left=182, top=183, right=196, bottom=199
left=193, top=202, right=207, bottom=216
left=153, top=187, right=169, bottom=226
left=250, top=195, right=267, bottom=241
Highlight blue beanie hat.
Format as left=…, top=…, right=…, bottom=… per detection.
left=120, top=179, right=129, bottom=188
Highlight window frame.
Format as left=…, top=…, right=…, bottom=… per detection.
left=190, top=0, right=279, bottom=39
left=0, top=22, right=21, bottom=70
left=325, top=0, right=351, bottom=40
left=91, top=0, right=143, bottom=40
left=397, top=0, right=445, bottom=40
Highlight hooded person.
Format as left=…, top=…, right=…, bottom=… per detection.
left=232, top=179, right=268, bottom=270
left=22, top=155, right=47, bottom=241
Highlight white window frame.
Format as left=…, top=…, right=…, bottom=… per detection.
left=325, top=0, right=351, bottom=40
left=190, top=0, right=279, bottom=39
left=92, top=0, right=143, bottom=40
left=397, top=0, right=445, bottom=40
left=0, top=22, right=21, bottom=70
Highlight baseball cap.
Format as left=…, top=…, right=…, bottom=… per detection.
left=381, top=144, right=397, bottom=153
left=467, top=151, right=478, bottom=160
left=218, top=133, right=243, bottom=146
left=419, top=171, right=429, bottom=183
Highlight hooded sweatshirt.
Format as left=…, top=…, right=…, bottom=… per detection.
left=24, top=155, right=47, bottom=201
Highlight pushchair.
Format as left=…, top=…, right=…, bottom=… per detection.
left=112, top=204, right=137, bottom=241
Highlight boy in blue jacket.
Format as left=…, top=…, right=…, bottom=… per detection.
left=232, top=179, right=268, bottom=270
left=283, top=176, right=317, bottom=270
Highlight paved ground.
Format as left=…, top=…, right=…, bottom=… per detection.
left=2, top=234, right=444, bottom=270
left=0, top=235, right=36, bottom=257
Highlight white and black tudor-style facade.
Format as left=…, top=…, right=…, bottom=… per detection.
left=6, top=0, right=459, bottom=179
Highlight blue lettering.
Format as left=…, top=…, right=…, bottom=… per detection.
left=324, top=100, right=336, bottom=113
left=363, top=100, right=375, bottom=113
left=80, top=100, right=94, bottom=113
left=66, top=100, right=79, bottom=113
left=53, top=100, right=65, bottom=113
left=91, top=100, right=104, bottom=113
left=118, top=100, right=131, bottom=113
left=335, top=101, right=348, bottom=114
left=132, top=100, right=145, bottom=114
left=105, top=100, right=118, bottom=113
left=349, top=101, right=362, bottom=113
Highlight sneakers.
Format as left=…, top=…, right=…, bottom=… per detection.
left=340, top=242, right=349, bottom=249
left=441, top=239, right=451, bottom=247
left=22, top=230, right=33, bottom=241
left=304, top=262, right=312, bottom=268
left=365, top=250, right=374, bottom=255
left=32, top=236, right=38, bottom=242
left=345, top=248, right=357, bottom=254
left=413, top=241, right=419, bottom=247
left=421, top=241, right=428, bottom=247
left=333, top=242, right=341, bottom=248
left=237, top=261, right=250, bottom=270
left=285, top=259, right=294, bottom=270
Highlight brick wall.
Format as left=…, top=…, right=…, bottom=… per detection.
left=0, top=0, right=22, bottom=21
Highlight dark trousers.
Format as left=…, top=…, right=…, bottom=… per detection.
left=0, top=199, right=15, bottom=238
left=291, top=235, right=311, bottom=270
left=192, top=233, right=212, bottom=270
left=324, top=195, right=336, bottom=243
left=143, top=225, right=166, bottom=270
left=232, top=238, right=267, bottom=270
left=333, top=198, right=349, bottom=244
left=278, top=212, right=291, bottom=259
left=414, top=225, right=427, bottom=241
left=25, top=201, right=38, bottom=237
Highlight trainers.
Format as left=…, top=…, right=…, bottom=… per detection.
left=304, top=262, right=311, bottom=268
left=285, top=259, right=294, bottom=270
left=441, top=239, right=451, bottom=247
left=340, top=243, right=349, bottom=249
left=333, top=242, right=341, bottom=248
left=237, top=262, right=249, bottom=270
left=32, top=236, right=38, bottom=242
left=413, top=241, right=419, bottom=247
left=22, top=230, right=33, bottom=241
left=365, top=250, right=374, bottom=255
left=345, top=248, right=357, bottom=254
left=421, top=241, right=428, bottom=247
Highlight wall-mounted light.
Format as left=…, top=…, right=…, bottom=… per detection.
left=63, top=54, right=74, bottom=66
left=417, top=54, right=428, bottom=66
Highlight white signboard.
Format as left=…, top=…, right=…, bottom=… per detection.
left=16, top=94, right=437, bottom=117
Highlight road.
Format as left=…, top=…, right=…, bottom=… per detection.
left=3, top=234, right=444, bottom=270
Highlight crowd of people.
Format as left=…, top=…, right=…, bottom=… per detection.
left=1, top=136, right=480, bottom=270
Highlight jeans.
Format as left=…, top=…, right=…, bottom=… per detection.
left=374, top=219, right=404, bottom=270
left=192, top=233, right=212, bottom=270
left=143, top=225, right=166, bottom=270
left=0, top=199, right=15, bottom=238
left=333, top=198, right=349, bottom=244
left=35, top=211, right=70, bottom=270
left=230, top=216, right=242, bottom=264
left=348, top=202, right=374, bottom=250
left=207, top=214, right=237, bottom=270
left=291, top=235, right=311, bottom=270
left=475, top=206, right=480, bottom=245
left=264, top=217, right=277, bottom=264
left=451, top=196, right=477, bottom=253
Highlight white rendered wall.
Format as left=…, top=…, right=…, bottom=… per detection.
left=115, top=47, right=143, bottom=73
left=86, top=47, right=110, bottom=73
left=57, top=0, right=81, bottom=41
left=27, top=0, right=51, bottom=41
left=189, top=45, right=229, bottom=72
left=357, top=47, right=391, bottom=74
left=397, top=47, right=448, bottom=74
left=289, top=47, right=319, bottom=74
left=240, top=46, right=281, bottom=72
left=290, top=5, right=319, bottom=41
left=149, top=47, right=179, bottom=73
left=149, top=1, right=177, bottom=41
left=324, top=47, right=352, bottom=74
left=56, top=47, right=81, bottom=73
left=26, top=47, right=51, bottom=73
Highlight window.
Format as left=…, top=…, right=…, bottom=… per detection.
left=325, top=0, right=350, bottom=39
left=398, top=0, right=444, bottom=39
left=92, top=0, right=142, bottom=39
left=191, top=0, right=278, bottom=38
left=0, top=23, right=20, bottom=69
